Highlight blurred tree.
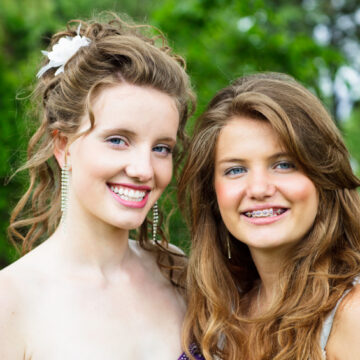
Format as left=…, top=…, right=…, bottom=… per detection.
left=151, top=0, right=351, bottom=120
left=344, top=105, right=360, bottom=177
left=308, top=0, right=360, bottom=121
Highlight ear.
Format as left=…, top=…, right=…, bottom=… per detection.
left=53, top=132, right=71, bottom=169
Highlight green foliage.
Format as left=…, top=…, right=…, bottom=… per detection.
left=151, top=0, right=345, bottom=117
left=0, top=0, right=359, bottom=266
left=344, top=106, right=360, bottom=176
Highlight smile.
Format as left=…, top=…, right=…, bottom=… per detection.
left=107, top=183, right=151, bottom=209
left=110, top=185, right=146, bottom=202
left=244, top=208, right=287, bottom=218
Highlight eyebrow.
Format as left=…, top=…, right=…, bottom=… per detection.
left=98, top=128, right=136, bottom=137
left=157, top=137, right=177, bottom=145
left=98, top=128, right=176, bottom=144
left=217, top=152, right=290, bottom=165
left=269, top=152, right=290, bottom=160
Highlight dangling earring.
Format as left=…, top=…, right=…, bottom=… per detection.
left=152, top=201, right=159, bottom=242
left=60, top=163, right=70, bottom=225
left=226, top=234, right=231, bottom=259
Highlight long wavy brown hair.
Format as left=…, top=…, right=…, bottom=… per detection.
left=179, top=72, right=360, bottom=359
left=9, top=13, right=195, bottom=281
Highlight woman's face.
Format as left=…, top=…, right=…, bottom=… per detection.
left=214, top=116, right=318, bottom=254
left=66, top=83, right=179, bottom=230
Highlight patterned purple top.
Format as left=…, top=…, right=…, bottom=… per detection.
left=178, top=343, right=204, bottom=360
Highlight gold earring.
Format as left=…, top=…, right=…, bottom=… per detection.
left=226, top=235, right=231, bottom=259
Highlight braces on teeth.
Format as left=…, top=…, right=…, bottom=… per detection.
left=245, top=208, right=285, bottom=218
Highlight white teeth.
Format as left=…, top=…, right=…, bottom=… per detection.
left=109, top=185, right=146, bottom=202
left=245, top=208, right=285, bottom=218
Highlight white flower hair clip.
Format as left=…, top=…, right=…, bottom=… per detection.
left=36, top=25, right=91, bottom=78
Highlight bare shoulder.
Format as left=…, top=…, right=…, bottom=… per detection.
left=0, top=258, right=31, bottom=309
left=0, top=267, right=20, bottom=312
left=129, top=239, right=187, bottom=287
left=167, top=242, right=187, bottom=256
left=0, top=264, right=27, bottom=358
left=0, top=243, right=57, bottom=359
left=326, top=283, right=360, bottom=359
left=0, top=252, right=40, bottom=315
left=157, top=242, right=188, bottom=291
left=129, top=239, right=187, bottom=264
left=0, top=243, right=52, bottom=320
left=165, top=242, right=188, bottom=265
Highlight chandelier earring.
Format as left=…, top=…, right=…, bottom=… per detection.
left=60, top=163, right=70, bottom=225
left=152, top=201, right=159, bottom=242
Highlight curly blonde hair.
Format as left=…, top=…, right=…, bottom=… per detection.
left=179, top=72, right=360, bottom=359
left=9, top=13, right=195, bottom=281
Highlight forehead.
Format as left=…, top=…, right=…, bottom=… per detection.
left=80, top=83, right=179, bottom=132
left=215, top=116, right=284, bottom=160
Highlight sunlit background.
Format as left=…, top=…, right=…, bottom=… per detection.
left=1, top=0, right=359, bottom=268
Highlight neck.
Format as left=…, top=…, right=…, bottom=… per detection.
left=49, top=202, right=133, bottom=277
left=249, top=246, right=288, bottom=314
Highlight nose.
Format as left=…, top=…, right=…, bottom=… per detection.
left=245, top=168, right=276, bottom=200
left=125, top=147, right=154, bottom=183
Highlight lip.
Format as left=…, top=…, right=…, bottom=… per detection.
left=241, top=204, right=288, bottom=213
left=107, top=182, right=151, bottom=191
left=107, top=183, right=151, bottom=209
left=241, top=208, right=289, bottom=225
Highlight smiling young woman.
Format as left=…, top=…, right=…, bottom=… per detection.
left=0, top=14, right=196, bottom=360
left=214, top=117, right=319, bottom=256
left=179, top=73, right=360, bottom=359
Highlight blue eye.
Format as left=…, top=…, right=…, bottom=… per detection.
left=225, top=167, right=246, bottom=176
left=107, top=137, right=127, bottom=147
left=275, top=161, right=295, bottom=170
left=153, top=145, right=172, bottom=155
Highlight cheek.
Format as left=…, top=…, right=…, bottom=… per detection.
left=154, top=161, right=173, bottom=189
left=214, top=178, right=243, bottom=210
left=281, top=175, right=318, bottom=214
left=301, top=181, right=319, bottom=222
left=71, top=142, right=114, bottom=188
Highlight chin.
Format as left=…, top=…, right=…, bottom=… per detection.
left=242, top=235, right=286, bottom=249
left=115, top=218, right=146, bottom=230
left=94, top=213, right=143, bottom=231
